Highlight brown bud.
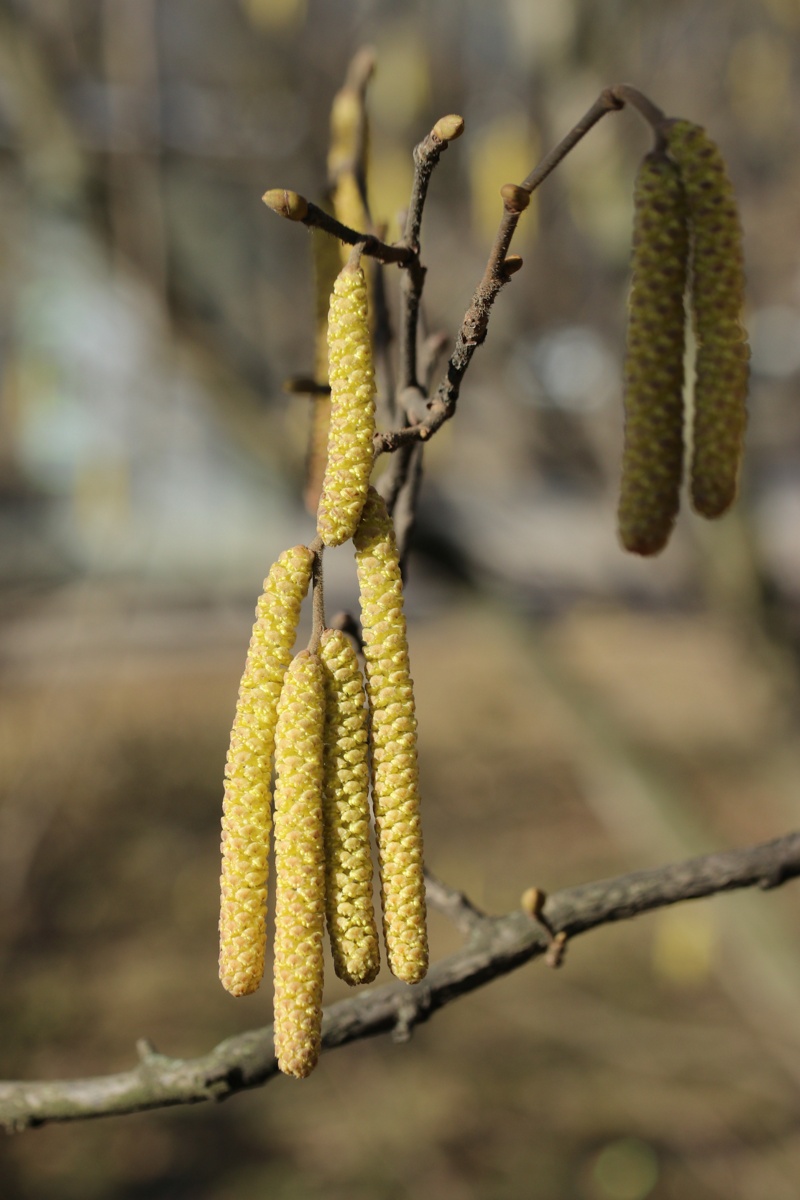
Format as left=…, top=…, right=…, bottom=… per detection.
left=500, top=183, right=531, bottom=214
left=262, top=189, right=309, bottom=221
left=432, top=114, right=465, bottom=143
left=503, top=255, right=524, bottom=278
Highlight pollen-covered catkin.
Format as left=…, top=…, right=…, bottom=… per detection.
left=316, top=264, right=376, bottom=546
left=354, top=488, right=428, bottom=985
left=219, top=545, right=314, bottom=998
left=666, top=119, right=748, bottom=519
left=618, top=151, right=689, bottom=556
left=320, top=628, right=380, bottom=986
left=272, top=651, right=327, bottom=1079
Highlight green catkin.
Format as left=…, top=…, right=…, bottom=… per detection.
left=218, top=545, right=314, bottom=998
left=354, top=488, right=428, bottom=985
left=272, top=651, right=327, bottom=1079
left=666, top=119, right=749, bottom=519
left=316, top=264, right=376, bottom=547
left=618, top=151, right=689, bottom=557
left=320, top=628, right=380, bottom=986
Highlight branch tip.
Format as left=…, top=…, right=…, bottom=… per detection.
left=432, top=114, right=465, bottom=143
left=262, top=188, right=309, bottom=221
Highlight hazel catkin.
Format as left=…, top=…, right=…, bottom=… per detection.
left=316, top=264, right=376, bottom=547
left=666, top=119, right=749, bottom=519
left=618, top=151, right=689, bottom=556
left=320, top=628, right=380, bottom=986
left=218, top=545, right=314, bottom=998
left=354, top=488, right=428, bottom=985
left=272, top=651, right=327, bottom=1079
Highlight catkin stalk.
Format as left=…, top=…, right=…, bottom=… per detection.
left=320, top=628, right=380, bottom=985
left=618, top=152, right=689, bottom=556
left=666, top=119, right=749, bottom=518
left=218, top=545, right=314, bottom=998
left=354, top=488, right=428, bottom=985
left=273, top=651, right=327, bottom=1079
left=316, top=264, right=376, bottom=546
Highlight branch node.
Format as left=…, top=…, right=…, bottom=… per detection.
left=392, top=996, right=418, bottom=1044
left=135, top=1038, right=160, bottom=1063
left=500, top=183, right=531, bottom=214
left=545, top=931, right=569, bottom=970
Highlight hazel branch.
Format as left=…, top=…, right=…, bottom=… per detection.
left=374, top=87, right=633, bottom=455
left=397, top=115, right=465, bottom=392
left=2, top=831, right=798, bottom=1131
left=262, top=192, right=414, bottom=266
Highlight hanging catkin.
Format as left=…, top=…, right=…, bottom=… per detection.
left=618, top=151, right=689, bottom=556
left=320, top=628, right=380, bottom=986
left=272, top=651, right=327, bottom=1079
left=218, top=545, right=314, bottom=998
left=354, top=488, right=428, bottom=985
left=316, top=263, right=376, bottom=547
left=666, top=119, right=749, bottom=519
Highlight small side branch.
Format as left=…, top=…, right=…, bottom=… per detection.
left=398, top=115, right=464, bottom=391
left=374, top=88, right=632, bottom=455
left=2, top=831, right=798, bottom=1131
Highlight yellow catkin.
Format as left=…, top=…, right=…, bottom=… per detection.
left=272, top=651, right=327, bottom=1079
left=320, top=628, right=380, bottom=986
left=316, top=264, right=376, bottom=546
left=218, top=545, right=314, bottom=998
left=354, top=488, right=428, bottom=985
left=618, top=152, right=689, bottom=556
left=666, top=119, right=749, bottom=519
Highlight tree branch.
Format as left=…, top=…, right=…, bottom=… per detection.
left=2, top=831, right=798, bottom=1132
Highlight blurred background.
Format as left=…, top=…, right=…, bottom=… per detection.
left=2, top=0, right=800, bottom=1197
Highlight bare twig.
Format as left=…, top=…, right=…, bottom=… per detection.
left=2, top=831, right=798, bottom=1131
left=424, top=869, right=487, bottom=936
left=398, top=115, right=464, bottom=391
left=374, top=88, right=631, bottom=456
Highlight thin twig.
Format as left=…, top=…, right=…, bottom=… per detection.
left=374, top=88, right=629, bottom=456
left=424, top=869, right=487, bottom=935
left=2, top=831, right=798, bottom=1131
left=397, top=117, right=463, bottom=391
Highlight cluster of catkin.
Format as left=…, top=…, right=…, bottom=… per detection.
left=218, top=259, right=427, bottom=1079
left=618, top=119, right=749, bottom=556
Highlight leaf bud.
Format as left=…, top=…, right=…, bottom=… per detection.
left=432, top=114, right=465, bottom=143
left=262, top=188, right=309, bottom=221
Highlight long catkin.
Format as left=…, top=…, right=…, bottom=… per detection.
left=272, top=651, right=327, bottom=1079
left=316, top=264, right=376, bottom=547
left=666, top=119, right=749, bottom=519
left=618, top=151, right=689, bottom=556
left=354, top=488, right=428, bottom=985
left=218, top=545, right=314, bottom=998
left=320, top=628, right=380, bottom=986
